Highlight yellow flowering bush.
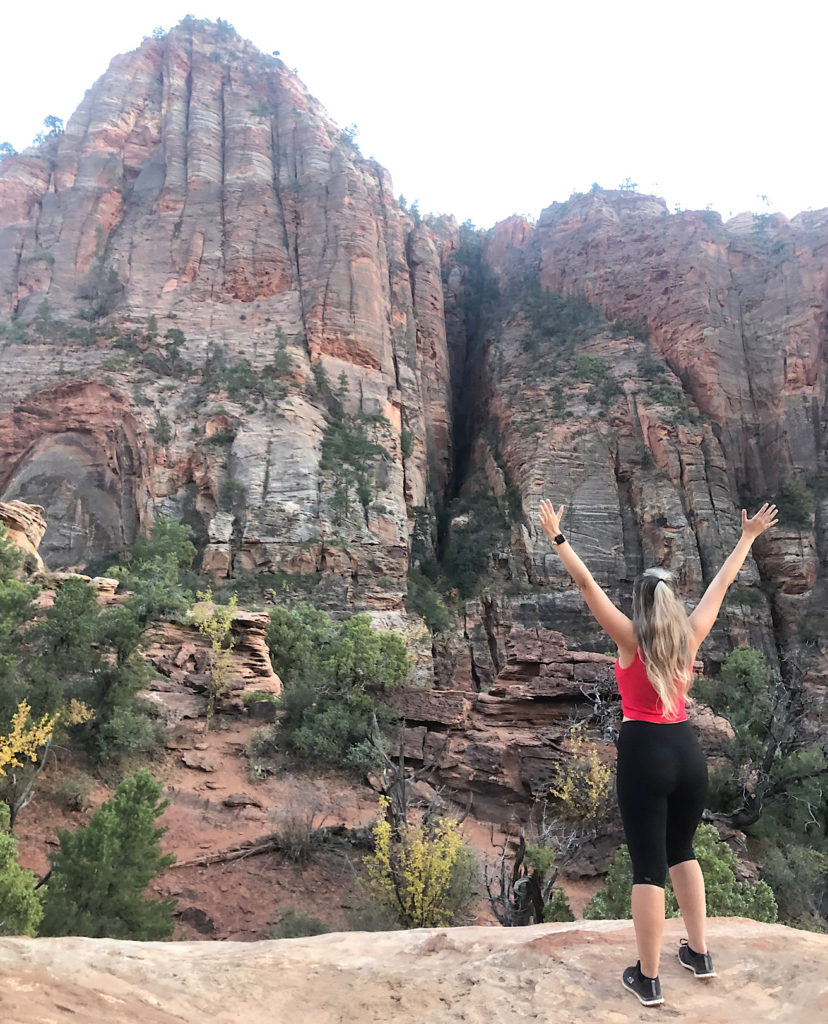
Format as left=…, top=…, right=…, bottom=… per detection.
left=364, top=796, right=475, bottom=928
left=192, top=590, right=238, bottom=723
left=0, top=701, right=57, bottom=777
left=550, top=726, right=613, bottom=828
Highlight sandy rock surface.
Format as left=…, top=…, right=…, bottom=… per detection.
left=1, top=918, right=826, bottom=1024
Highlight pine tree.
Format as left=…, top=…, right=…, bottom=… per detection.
left=39, top=769, right=176, bottom=939
left=0, top=804, right=43, bottom=936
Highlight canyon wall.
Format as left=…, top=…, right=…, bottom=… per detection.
left=1, top=20, right=826, bottom=800
left=0, top=19, right=450, bottom=607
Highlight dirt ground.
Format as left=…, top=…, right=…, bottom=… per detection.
left=14, top=714, right=600, bottom=940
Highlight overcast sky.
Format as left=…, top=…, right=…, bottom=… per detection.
left=1, top=1, right=824, bottom=227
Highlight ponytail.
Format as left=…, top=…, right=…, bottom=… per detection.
left=632, top=568, right=693, bottom=718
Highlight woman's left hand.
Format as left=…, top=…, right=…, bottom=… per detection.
left=538, top=499, right=565, bottom=540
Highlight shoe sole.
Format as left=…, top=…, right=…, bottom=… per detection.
left=621, top=977, right=664, bottom=1006
left=678, top=952, right=717, bottom=978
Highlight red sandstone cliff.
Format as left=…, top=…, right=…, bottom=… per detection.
left=1, top=21, right=827, bottom=736
left=436, top=193, right=828, bottom=720
left=0, top=19, right=450, bottom=601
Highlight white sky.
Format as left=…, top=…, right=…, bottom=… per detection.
left=1, top=1, right=825, bottom=227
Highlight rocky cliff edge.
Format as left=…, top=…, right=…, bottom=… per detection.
left=0, top=918, right=826, bottom=1023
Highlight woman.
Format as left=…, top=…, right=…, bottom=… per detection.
left=537, top=498, right=778, bottom=1007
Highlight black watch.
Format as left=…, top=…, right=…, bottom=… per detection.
left=553, top=533, right=566, bottom=545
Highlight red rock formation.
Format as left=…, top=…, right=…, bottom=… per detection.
left=0, top=382, right=150, bottom=567
left=0, top=19, right=451, bottom=594
left=0, top=21, right=826, bottom=729
left=142, top=610, right=281, bottom=725
left=439, top=189, right=828, bottom=701
left=0, top=499, right=46, bottom=569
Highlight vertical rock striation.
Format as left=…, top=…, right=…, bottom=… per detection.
left=0, top=21, right=827, bottom=714
left=0, top=20, right=451, bottom=594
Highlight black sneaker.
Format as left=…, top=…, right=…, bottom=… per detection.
left=621, top=962, right=664, bottom=1006
left=678, top=939, right=716, bottom=978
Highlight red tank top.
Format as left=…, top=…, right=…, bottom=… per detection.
left=614, top=649, right=687, bottom=723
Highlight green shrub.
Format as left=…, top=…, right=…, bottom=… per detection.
left=0, top=521, right=24, bottom=581
left=94, top=703, right=165, bottom=763
left=53, top=773, right=94, bottom=812
left=107, top=518, right=196, bottom=625
left=267, top=605, right=409, bottom=770
left=219, top=477, right=246, bottom=513
left=0, top=804, right=43, bottom=936
left=278, top=684, right=397, bottom=771
left=39, top=770, right=176, bottom=939
left=757, top=841, right=828, bottom=928
left=271, top=909, right=330, bottom=938
left=586, top=377, right=623, bottom=406
left=649, top=382, right=685, bottom=407
left=241, top=690, right=280, bottom=706
left=695, top=646, right=828, bottom=839
left=776, top=477, right=815, bottom=528
left=152, top=414, right=172, bottom=445
left=267, top=605, right=409, bottom=693
left=515, top=282, right=604, bottom=358
left=543, top=886, right=575, bottom=923
left=205, top=430, right=236, bottom=446
left=266, top=603, right=335, bottom=684
left=344, top=899, right=402, bottom=931
left=400, top=428, right=414, bottom=460
left=576, top=355, right=610, bottom=382
left=406, top=568, right=451, bottom=633
left=583, top=824, right=778, bottom=923
left=319, top=384, right=386, bottom=524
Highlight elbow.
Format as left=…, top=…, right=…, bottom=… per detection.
left=577, top=573, right=597, bottom=594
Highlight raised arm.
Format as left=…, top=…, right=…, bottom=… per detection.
left=688, top=503, right=778, bottom=652
left=538, top=499, right=636, bottom=657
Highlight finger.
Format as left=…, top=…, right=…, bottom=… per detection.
left=741, top=509, right=747, bottom=526
left=557, top=505, right=564, bottom=521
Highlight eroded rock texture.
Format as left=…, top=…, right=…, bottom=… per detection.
left=0, top=499, right=46, bottom=570
left=439, top=193, right=828, bottom=712
left=0, top=21, right=826, bottom=735
left=0, top=20, right=449, bottom=593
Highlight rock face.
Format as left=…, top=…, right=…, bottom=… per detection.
left=0, top=499, right=46, bottom=570
left=141, top=610, right=281, bottom=724
left=0, top=20, right=827, bottom=728
left=0, top=19, right=449, bottom=600
left=385, top=621, right=618, bottom=818
left=1, top=919, right=826, bottom=1024
left=439, top=193, right=828, bottom=703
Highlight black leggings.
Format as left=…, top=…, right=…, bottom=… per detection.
left=616, top=720, right=708, bottom=888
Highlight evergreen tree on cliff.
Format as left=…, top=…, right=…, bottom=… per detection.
left=39, top=770, right=176, bottom=939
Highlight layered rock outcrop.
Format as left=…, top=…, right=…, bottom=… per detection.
left=142, top=610, right=281, bottom=725
left=0, top=499, right=46, bottom=570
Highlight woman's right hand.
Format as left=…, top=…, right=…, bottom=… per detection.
left=538, top=499, right=565, bottom=541
left=741, top=503, right=779, bottom=540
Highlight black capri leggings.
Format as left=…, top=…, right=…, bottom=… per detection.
left=616, top=720, right=708, bottom=888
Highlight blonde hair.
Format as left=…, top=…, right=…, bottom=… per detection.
left=632, top=568, right=693, bottom=719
